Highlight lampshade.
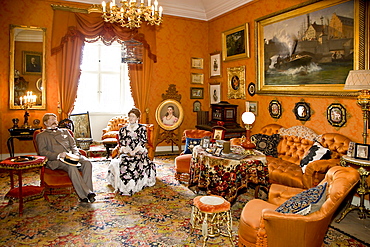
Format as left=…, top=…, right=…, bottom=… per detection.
left=344, top=70, right=370, bottom=90
left=121, top=39, right=143, bottom=64
left=242, top=111, right=255, bottom=125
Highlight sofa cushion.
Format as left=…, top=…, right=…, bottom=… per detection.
left=184, top=137, right=202, bottom=154
left=251, top=134, right=280, bottom=157
left=300, top=142, right=331, bottom=173
left=275, top=182, right=327, bottom=215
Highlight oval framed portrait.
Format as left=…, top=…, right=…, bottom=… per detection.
left=293, top=101, right=311, bottom=122
left=248, top=82, right=256, bottom=96
left=269, top=100, right=282, bottom=119
left=155, top=99, right=184, bottom=131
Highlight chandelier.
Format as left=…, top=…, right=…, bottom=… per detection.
left=100, top=0, right=163, bottom=29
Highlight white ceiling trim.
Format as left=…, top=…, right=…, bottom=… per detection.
left=62, top=0, right=254, bottom=21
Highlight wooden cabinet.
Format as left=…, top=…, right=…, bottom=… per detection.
left=196, top=101, right=245, bottom=139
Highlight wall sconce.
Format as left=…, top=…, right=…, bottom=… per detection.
left=241, top=111, right=256, bottom=149
left=344, top=70, right=370, bottom=144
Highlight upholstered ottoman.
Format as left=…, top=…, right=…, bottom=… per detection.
left=175, top=154, right=192, bottom=183
left=191, top=195, right=233, bottom=246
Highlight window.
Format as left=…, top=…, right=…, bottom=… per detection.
left=73, top=40, right=134, bottom=114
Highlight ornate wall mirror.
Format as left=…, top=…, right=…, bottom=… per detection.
left=9, top=25, right=46, bottom=109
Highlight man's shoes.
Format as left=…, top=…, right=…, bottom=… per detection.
left=80, top=198, right=89, bottom=203
left=88, top=193, right=96, bottom=203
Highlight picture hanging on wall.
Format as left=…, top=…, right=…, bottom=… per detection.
left=227, top=66, right=246, bottom=99
left=210, top=52, right=222, bottom=78
left=293, top=100, right=312, bottom=123
left=326, top=103, right=347, bottom=129
left=210, top=82, right=221, bottom=104
left=269, top=100, right=282, bottom=119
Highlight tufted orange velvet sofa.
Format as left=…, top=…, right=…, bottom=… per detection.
left=231, top=124, right=352, bottom=190
left=238, top=166, right=360, bottom=247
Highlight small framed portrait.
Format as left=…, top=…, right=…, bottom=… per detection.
left=23, top=51, right=42, bottom=74
left=354, top=143, right=370, bottom=160
left=190, top=87, right=204, bottom=99
left=191, top=73, right=204, bottom=84
left=193, top=100, right=201, bottom=112
left=213, top=147, right=223, bottom=157
left=210, top=82, right=221, bottom=104
left=212, top=127, right=226, bottom=141
left=246, top=101, right=258, bottom=116
left=202, top=136, right=210, bottom=149
left=326, top=103, right=347, bottom=128
left=222, top=23, right=250, bottom=62
left=155, top=99, right=184, bottom=131
left=191, top=57, right=203, bottom=69
left=210, top=51, right=222, bottom=78
left=269, top=100, right=282, bottom=119
left=248, top=82, right=256, bottom=96
left=293, top=101, right=311, bottom=122
left=347, top=141, right=355, bottom=158
left=227, top=66, right=246, bottom=99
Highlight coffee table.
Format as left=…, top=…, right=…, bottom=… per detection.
left=189, top=145, right=269, bottom=202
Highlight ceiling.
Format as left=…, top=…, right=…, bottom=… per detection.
left=64, top=0, right=254, bottom=21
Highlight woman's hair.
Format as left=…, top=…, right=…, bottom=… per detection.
left=128, top=108, right=141, bottom=119
left=165, top=105, right=176, bottom=117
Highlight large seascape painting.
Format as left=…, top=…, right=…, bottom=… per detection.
left=256, top=0, right=366, bottom=96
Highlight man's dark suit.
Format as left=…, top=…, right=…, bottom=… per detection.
left=36, top=128, right=93, bottom=199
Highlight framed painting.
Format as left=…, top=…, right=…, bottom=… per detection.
left=191, top=57, right=203, bottom=69
left=354, top=143, right=370, bottom=160
left=227, top=66, right=246, bottom=99
left=246, top=101, right=258, bottom=116
left=326, top=103, right=347, bottom=128
left=191, top=73, right=204, bottom=84
left=190, top=87, right=204, bottom=99
left=193, top=100, right=201, bottom=112
left=255, top=0, right=367, bottom=96
left=23, top=51, right=42, bottom=74
left=293, top=101, right=311, bottom=122
left=210, top=51, right=222, bottom=78
left=69, top=112, right=92, bottom=139
left=210, top=82, right=221, bottom=104
left=222, top=23, right=250, bottom=62
left=155, top=99, right=184, bottom=131
left=269, top=100, right=282, bottom=119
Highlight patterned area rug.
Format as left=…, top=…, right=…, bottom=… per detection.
left=0, top=156, right=367, bottom=246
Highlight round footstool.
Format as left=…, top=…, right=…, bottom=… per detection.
left=190, top=195, right=234, bottom=246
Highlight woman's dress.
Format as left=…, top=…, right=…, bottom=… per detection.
left=107, top=124, right=156, bottom=195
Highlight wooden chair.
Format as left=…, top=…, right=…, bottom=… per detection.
left=33, top=129, right=86, bottom=197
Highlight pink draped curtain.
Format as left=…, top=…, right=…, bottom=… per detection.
left=51, top=10, right=157, bottom=122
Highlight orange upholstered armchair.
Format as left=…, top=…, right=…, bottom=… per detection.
left=174, top=129, right=212, bottom=183
left=238, top=166, right=359, bottom=247
left=33, top=129, right=86, bottom=197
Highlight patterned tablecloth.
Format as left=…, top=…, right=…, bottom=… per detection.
left=189, top=145, right=269, bottom=202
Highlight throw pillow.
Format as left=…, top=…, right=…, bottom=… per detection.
left=184, top=138, right=202, bottom=154
left=275, top=182, right=327, bottom=215
left=300, top=142, right=331, bottom=173
left=250, top=134, right=280, bottom=157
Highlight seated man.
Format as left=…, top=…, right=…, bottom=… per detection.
left=36, top=113, right=96, bottom=203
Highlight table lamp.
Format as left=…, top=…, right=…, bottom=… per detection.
left=241, top=111, right=256, bottom=149
left=344, top=70, right=370, bottom=144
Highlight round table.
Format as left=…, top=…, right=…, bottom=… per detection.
left=0, top=155, right=47, bottom=216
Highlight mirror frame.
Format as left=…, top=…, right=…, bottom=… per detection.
left=9, top=24, right=46, bottom=109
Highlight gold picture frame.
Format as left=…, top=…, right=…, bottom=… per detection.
left=222, top=23, right=250, bottom=62
left=191, top=57, right=203, bottom=69
left=155, top=99, right=184, bottom=131
left=227, top=66, right=246, bottom=99
left=191, top=73, right=204, bottom=84
left=255, top=0, right=367, bottom=96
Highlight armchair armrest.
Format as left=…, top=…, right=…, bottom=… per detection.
left=302, top=159, right=340, bottom=188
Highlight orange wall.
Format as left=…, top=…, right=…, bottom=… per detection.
left=0, top=0, right=368, bottom=157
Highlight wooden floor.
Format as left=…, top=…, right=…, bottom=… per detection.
left=331, top=206, right=370, bottom=244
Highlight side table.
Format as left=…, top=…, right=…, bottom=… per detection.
left=336, top=155, right=370, bottom=222
left=0, top=155, right=47, bottom=216
left=7, top=127, right=41, bottom=157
